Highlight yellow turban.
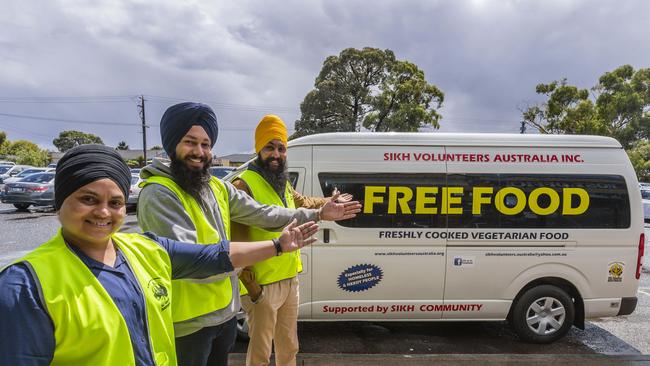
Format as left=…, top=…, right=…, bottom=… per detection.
left=255, top=115, right=288, bottom=153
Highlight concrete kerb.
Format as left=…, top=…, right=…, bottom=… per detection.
left=229, top=353, right=650, bottom=365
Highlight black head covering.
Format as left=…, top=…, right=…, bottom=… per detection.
left=160, top=102, right=218, bottom=157
left=55, top=144, right=132, bottom=209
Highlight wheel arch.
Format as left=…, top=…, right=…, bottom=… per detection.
left=505, top=266, right=587, bottom=330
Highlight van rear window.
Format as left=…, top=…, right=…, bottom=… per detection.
left=319, top=173, right=630, bottom=229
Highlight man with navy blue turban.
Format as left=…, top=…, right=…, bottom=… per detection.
left=137, top=102, right=360, bottom=365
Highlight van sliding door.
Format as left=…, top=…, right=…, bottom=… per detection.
left=310, top=145, right=447, bottom=320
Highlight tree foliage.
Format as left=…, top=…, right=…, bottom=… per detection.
left=0, top=131, right=9, bottom=156
left=293, top=47, right=444, bottom=138
left=116, top=141, right=129, bottom=150
left=627, top=140, right=650, bottom=181
left=523, top=65, right=650, bottom=149
left=53, top=130, right=104, bottom=152
left=5, top=140, right=49, bottom=166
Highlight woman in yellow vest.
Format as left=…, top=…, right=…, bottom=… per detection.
left=0, top=145, right=318, bottom=366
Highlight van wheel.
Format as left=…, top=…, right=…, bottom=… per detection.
left=511, top=285, right=574, bottom=343
left=236, top=310, right=250, bottom=341
left=14, top=203, right=30, bottom=210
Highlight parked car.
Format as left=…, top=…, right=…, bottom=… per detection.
left=0, top=161, right=15, bottom=166
left=2, top=168, right=48, bottom=184
left=127, top=175, right=143, bottom=208
left=209, top=166, right=236, bottom=179
left=0, top=165, right=15, bottom=182
left=0, top=165, right=34, bottom=184
left=130, top=168, right=142, bottom=175
left=641, top=189, right=650, bottom=223
left=1, top=172, right=55, bottom=210
left=47, top=163, right=57, bottom=169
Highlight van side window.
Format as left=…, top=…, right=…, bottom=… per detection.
left=447, top=174, right=630, bottom=229
left=319, top=173, right=630, bottom=229
left=319, top=173, right=447, bottom=228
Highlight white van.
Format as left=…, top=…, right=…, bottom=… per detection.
left=233, top=132, right=645, bottom=343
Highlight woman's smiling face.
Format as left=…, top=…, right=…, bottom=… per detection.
left=58, top=178, right=126, bottom=248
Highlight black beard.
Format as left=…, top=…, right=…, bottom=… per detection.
left=256, top=154, right=289, bottom=195
left=170, top=155, right=212, bottom=200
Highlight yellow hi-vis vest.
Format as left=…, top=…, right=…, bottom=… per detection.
left=16, top=231, right=176, bottom=366
left=238, top=169, right=301, bottom=290
left=141, top=176, right=232, bottom=322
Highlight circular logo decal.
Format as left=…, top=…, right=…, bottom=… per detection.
left=337, top=264, right=383, bottom=292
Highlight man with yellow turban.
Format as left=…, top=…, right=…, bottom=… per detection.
left=231, top=115, right=357, bottom=366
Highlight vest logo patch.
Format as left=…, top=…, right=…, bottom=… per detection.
left=148, top=278, right=170, bottom=311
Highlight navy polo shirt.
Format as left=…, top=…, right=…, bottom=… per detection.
left=0, top=232, right=233, bottom=366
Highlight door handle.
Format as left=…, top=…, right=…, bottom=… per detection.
left=323, top=229, right=330, bottom=244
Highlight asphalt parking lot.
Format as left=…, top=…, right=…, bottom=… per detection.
left=1, top=203, right=649, bottom=363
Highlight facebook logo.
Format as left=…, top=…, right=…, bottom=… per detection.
left=453, top=257, right=463, bottom=266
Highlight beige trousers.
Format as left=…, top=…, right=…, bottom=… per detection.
left=241, top=277, right=299, bottom=366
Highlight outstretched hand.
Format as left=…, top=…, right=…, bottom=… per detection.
left=320, top=192, right=362, bottom=221
left=279, top=219, right=319, bottom=253
left=330, top=187, right=353, bottom=203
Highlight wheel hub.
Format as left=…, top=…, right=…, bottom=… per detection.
left=525, top=296, right=566, bottom=336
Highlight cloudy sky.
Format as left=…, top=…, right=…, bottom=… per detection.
left=1, top=0, right=648, bottom=155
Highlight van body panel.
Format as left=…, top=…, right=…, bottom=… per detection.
left=583, top=298, right=623, bottom=318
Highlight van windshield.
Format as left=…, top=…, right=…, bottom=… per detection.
left=642, top=190, right=650, bottom=200
left=0, top=166, right=10, bottom=174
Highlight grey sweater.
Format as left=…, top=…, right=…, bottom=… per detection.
left=137, top=159, right=318, bottom=337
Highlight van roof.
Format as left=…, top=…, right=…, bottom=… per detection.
left=289, top=132, right=622, bottom=148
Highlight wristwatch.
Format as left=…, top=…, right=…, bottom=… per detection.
left=272, top=238, right=283, bottom=256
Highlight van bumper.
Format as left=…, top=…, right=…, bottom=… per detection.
left=617, top=297, right=637, bottom=315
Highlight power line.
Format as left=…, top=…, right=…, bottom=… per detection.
left=0, top=95, right=137, bottom=102
left=0, top=122, right=53, bottom=139
left=144, top=95, right=298, bottom=113
left=0, top=111, right=279, bottom=131
left=0, top=112, right=142, bottom=127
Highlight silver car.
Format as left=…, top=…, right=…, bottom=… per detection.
left=127, top=175, right=143, bottom=208
left=1, top=172, right=55, bottom=210
left=2, top=168, right=48, bottom=184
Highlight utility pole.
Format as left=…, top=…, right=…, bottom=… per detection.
left=520, top=120, right=526, bottom=134
left=138, top=95, right=148, bottom=164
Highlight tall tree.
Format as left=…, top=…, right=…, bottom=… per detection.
left=53, top=130, right=104, bottom=152
left=293, top=47, right=444, bottom=138
left=116, top=141, right=129, bottom=150
left=522, top=65, right=650, bottom=149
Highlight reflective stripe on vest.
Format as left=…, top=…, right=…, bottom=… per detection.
left=238, top=169, right=301, bottom=287
left=141, top=176, right=233, bottom=322
left=17, top=231, right=176, bottom=366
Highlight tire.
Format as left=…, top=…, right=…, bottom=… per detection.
left=13, top=203, right=30, bottom=210
left=511, top=284, right=575, bottom=343
left=236, top=310, right=250, bottom=341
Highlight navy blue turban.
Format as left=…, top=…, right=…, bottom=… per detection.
left=55, top=144, right=132, bottom=210
left=160, top=102, right=218, bottom=157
